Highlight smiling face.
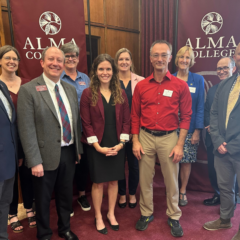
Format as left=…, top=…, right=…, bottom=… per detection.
left=64, top=52, right=79, bottom=71
left=40, top=47, right=64, bottom=82
left=97, top=60, right=113, bottom=86
left=117, top=52, right=132, bottom=73
left=0, top=50, right=19, bottom=73
left=216, top=58, right=235, bottom=81
left=177, top=51, right=191, bottom=71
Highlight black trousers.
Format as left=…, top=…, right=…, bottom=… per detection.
left=32, top=145, right=76, bottom=240
left=75, top=143, right=89, bottom=192
left=9, top=163, right=34, bottom=215
left=118, top=142, right=139, bottom=196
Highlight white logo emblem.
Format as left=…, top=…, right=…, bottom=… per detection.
left=201, top=12, right=223, bottom=35
left=39, top=11, right=61, bottom=35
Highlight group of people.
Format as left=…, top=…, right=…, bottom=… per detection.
left=0, top=39, right=240, bottom=240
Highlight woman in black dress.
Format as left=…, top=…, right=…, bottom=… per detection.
left=80, top=54, right=130, bottom=234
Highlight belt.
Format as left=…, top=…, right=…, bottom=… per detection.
left=141, top=127, right=175, bottom=137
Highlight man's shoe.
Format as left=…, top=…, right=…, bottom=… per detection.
left=203, top=218, right=232, bottom=231
left=203, top=194, right=220, bottom=206
left=179, top=193, right=188, bottom=206
left=77, top=195, right=91, bottom=211
left=59, top=230, right=78, bottom=240
left=231, top=230, right=240, bottom=240
left=168, top=218, right=183, bottom=237
left=135, top=215, right=154, bottom=231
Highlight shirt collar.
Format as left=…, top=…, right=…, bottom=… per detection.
left=149, top=70, right=172, bottom=82
left=61, top=70, right=82, bottom=80
left=43, top=73, right=61, bottom=91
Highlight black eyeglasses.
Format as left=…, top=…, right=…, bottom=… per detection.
left=216, top=66, right=230, bottom=72
left=65, top=54, right=77, bottom=60
left=3, top=56, right=20, bottom=62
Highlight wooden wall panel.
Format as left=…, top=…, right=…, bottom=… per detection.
left=107, top=29, right=140, bottom=75
left=84, top=0, right=104, bottom=24
left=2, top=11, right=11, bottom=45
left=106, top=0, right=139, bottom=30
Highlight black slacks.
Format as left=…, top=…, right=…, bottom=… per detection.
left=32, top=145, right=76, bottom=240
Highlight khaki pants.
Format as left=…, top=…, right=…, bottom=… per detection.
left=139, top=129, right=182, bottom=220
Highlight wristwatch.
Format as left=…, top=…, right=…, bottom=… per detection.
left=120, top=141, right=126, bottom=147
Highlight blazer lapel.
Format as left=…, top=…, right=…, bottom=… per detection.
left=115, top=102, right=120, bottom=123
left=97, top=91, right=105, bottom=121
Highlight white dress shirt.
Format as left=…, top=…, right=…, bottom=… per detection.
left=0, top=89, right=12, bottom=121
left=43, top=73, right=74, bottom=147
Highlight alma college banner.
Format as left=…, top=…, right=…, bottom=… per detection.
left=177, top=0, right=240, bottom=192
left=9, top=0, right=87, bottom=80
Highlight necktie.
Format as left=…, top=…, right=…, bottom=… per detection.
left=54, top=84, right=71, bottom=143
left=225, top=76, right=240, bottom=128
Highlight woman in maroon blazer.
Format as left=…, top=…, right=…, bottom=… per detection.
left=80, top=54, right=130, bottom=234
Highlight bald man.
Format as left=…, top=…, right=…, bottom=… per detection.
left=17, top=47, right=83, bottom=240
left=204, top=44, right=240, bottom=240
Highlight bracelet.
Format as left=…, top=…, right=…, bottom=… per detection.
left=120, top=141, right=126, bottom=147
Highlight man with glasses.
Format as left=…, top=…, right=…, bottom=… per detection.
left=131, top=40, right=192, bottom=237
left=204, top=44, right=240, bottom=240
left=204, top=57, right=236, bottom=207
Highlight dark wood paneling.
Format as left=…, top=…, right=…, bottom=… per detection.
left=2, top=10, right=11, bottom=45
left=84, top=0, right=104, bottom=24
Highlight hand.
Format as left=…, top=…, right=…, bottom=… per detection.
left=18, top=158, right=23, bottom=167
left=32, top=164, right=44, bottom=177
left=191, top=130, right=200, bottom=145
left=218, top=142, right=228, bottom=154
left=111, top=144, right=123, bottom=153
left=169, top=144, right=183, bottom=163
left=132, top=140, right=145, bottom=160
left=97, top=146, right=118, bottom=156
left=205, top=125, right=210, bottom=133
left=76, top=154, right=81, bottom=164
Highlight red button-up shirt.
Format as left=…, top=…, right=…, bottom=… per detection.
left=131, top=71, right=192, bottom=134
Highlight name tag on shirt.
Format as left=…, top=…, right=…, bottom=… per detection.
left=189, top=87, right=196, bottom=93
left=79, top=81, right=86, bottom=86
left=36, top=85, right=48, bottom=91
left=163, top=89, right=173, bottom=97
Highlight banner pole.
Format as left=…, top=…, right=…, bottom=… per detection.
left=6, top=0, right=15, bottom=47
left=173, top=0, right=179, bottom=73
left=87, top=0, right=93, bottom=66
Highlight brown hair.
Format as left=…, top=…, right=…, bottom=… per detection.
left=0, top=45, right=20, bottom=64
left=114, top=48, right=135, bottom=73
left=89, top=54, right=124, bottom=106
left=175, top=46, right=195, bottom=68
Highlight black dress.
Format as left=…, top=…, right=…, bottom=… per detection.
left=87, top=95, right=125, bottom=183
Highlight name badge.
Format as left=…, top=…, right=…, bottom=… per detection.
left=163, top=89, right=173, bottom=97
left=79, top=81, right=86, bottom=86
left=36, top=85, right=48, bottom=92
left=189, top=87, right=196, bottom=93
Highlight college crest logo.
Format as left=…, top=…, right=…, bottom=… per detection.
left=201, top=12, right=223, bottom=35
left=39, top=11, right=62, bottom=35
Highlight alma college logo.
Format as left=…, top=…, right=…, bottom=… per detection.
left=201, top=12, right=223, bottom=35
left=39, top=11, right=62, bottom=35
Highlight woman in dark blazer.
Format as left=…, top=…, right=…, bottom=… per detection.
left=80, top=54, right=130, bottom=234
left=173, top=46, right=204, bottom=206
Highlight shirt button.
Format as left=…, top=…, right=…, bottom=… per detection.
left=156, top=122, right=158, bottom=124
left=158, top=103, right=160, bottom=104
left=157, top=112, right=159, bottom=114
left=158, top=93, right=160, bottom=95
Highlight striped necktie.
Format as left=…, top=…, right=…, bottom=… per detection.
left=225, top=76, right=240, bottom=128
left=54, top=84, right=71, bottom=143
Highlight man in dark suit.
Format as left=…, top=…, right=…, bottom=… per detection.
left=0, top=80, right=18, bottom=240
left=203, top=44, right=240, bottom=240
left=204, top=57, right=236, bottom=206
left=17, top=47, right=83, bottom=240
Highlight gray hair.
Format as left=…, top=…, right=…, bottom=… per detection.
left=150, top=40, right=172, bottom=55
left=41, top=46, right=65, bottom=61
left=60, top=42, right=79, bottom=56
left=219, top=57, right=235, bottom=68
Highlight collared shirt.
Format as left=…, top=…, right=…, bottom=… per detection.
left=43, top=73, right=74, bottom=147
left=0, top=89, right=12, bottom=121
left=131, top=71, right=192, bottom=134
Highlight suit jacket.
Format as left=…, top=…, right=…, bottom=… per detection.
left=204, top=83, right=219, bottom=147
left=131, top=72, right=145, bottom=95
left=210, top=74, right=240, bottom=158
left=17, top=74, right=83, bottom=171
left=80, top=88, right=130, bottom=145
left=0, top=81, right=17, bottom=181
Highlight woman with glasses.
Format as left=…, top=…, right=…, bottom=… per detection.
left=0, top=45, right=36, bottom=233
left=114, top=48, right=144, bottom=209
left=173, top=46, right=204, bottom=206
left=60, top=43, right=91, bottom=214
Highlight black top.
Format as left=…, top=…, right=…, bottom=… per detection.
left=120, top=80, right=132, bottom=110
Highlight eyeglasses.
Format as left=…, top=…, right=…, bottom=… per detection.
left=216, top=66, right=230, bottom=72
left=150, top=54, right=170, bottom=59
left=65, top=54, right=77, bottom=60
left=3, top=56, right=20, bottom=62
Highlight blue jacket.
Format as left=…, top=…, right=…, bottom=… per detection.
left=173, top=71, right=204, bottom=133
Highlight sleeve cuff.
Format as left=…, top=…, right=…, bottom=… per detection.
left=179, top=122, right=190, bottom=130
left=120, top=133, right=129, bottom=141
left=87, top=136, right=98, bottom=144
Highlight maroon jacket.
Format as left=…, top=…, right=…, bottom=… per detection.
left=80, top=88, right=130, bottom=145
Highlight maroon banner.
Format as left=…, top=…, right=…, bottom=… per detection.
left=10, top=0, right=87, bottom=80
left=177, top=0, right=240, bottom=192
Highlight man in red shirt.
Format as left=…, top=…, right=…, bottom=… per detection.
left=132, top=40, right=192, bottom=237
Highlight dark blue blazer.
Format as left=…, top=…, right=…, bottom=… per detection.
left=204, top=83, right=219, bottom=147
left=0, top=80, right=17, bottom=181
left=173, top=71, right=204, bottom=133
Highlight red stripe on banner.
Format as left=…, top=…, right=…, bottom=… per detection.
left=9, top=0, right=87, bottom=80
